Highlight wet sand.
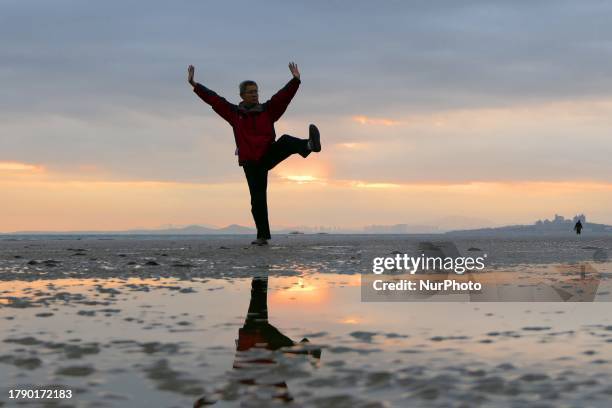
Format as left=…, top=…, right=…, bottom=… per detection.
left=1, top=235, right=611, bottom=407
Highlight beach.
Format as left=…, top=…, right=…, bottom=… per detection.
left=1, top=235, right=611, bottom=407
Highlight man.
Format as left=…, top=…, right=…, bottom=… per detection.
left=574, top=219, right=583, bottom=235
left=188, top=62, right=321, bottom=245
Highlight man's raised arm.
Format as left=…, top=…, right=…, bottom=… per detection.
left=188, top=65, right=236, bottom=124
left=266, top=62, right=301, bottom=122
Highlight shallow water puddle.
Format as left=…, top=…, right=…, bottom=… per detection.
left=1, top=272, right=612, bottom=406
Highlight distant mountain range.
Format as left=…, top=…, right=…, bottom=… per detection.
left=4, top=224, right=344, bottom=235
left=127, top=224, right=256, bottom=235
left=4, top=214, right=611, bottom=235
left=4, top=224, right=257, bottom=235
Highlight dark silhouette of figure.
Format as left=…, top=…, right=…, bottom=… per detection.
left=188, top=63, right=321, bottom=246
left=574, top=220, right=583, bottom=235
left=193, top=276, right=321, bottom=407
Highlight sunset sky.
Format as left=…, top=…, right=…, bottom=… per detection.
left=2, top=1, right=612, bottom=232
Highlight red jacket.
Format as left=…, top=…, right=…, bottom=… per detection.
left=193, top=77, right=301, bottom=165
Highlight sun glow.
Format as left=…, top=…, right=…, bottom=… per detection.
left=270, top=277, right=329, bottom=305
left=340, top=317, right=362, bottom=324
left=283, top=175, right=320, bottom=183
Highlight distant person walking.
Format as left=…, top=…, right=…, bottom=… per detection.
left=574, top=220, right=583, bottom=235
left=188, top=62, right=321, bottom=245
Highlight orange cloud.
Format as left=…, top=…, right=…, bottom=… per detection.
left=352, top=115, right=400, bottom=126
left=0, top=161, right=44, bottom=172
left=387, top=97, right=612, bottom=131
left=2, top=156, right=612, bottom=232
left=336, top=142, right=369, bottom=150
left=349, top=181, right=401, bottom=189
left=275, top=176, right=612, bottom=192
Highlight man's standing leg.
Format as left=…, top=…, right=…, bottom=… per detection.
left=243, top=164, right=271, bottom=243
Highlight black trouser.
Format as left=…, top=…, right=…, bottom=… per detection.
left=243, top=134, right=310, bottom=240
left=241, top=276, right=294, bottom=349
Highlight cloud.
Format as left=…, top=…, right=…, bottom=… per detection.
left=0, top=112, right=243, bottom=183
left=348, top=181, right=401, bottom=189
left=352, top=115, right=400, bottom=126
left=3, top=1, right=612, bottom=118
left=0, top=161, right=44, bottom=172
left=336, top=143, right=369, bottom=150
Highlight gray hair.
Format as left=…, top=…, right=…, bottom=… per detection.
left=239, top=80, right=258, bottom=95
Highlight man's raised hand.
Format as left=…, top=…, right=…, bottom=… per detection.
left=188, top=65, right=196, bottom=86
left=288, top=62, right=300, bottom=80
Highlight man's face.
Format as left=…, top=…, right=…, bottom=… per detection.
left=241, top=84, right=259, bottom=105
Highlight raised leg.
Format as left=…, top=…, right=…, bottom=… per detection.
left=262, top=134, right=310, bottom=170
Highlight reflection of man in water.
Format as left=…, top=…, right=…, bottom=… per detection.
left=194, top=276, right=321, bottom=407
left=574, top=220, right=583, bottom=235
left=188, top=63, right=321, bottom=246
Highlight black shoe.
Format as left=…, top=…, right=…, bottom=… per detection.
left=251, top=238, right=268, bottom=246
left=309, top=124, right=321, bottom=152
